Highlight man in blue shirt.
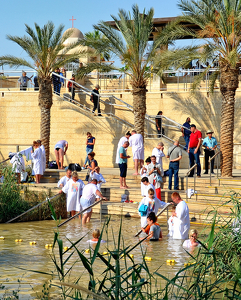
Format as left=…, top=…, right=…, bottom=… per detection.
left=181, top=117, right=191, bottom=150
left=202, top=129, right=218, bottom=174
left=119, top=141, right=130, bottom=189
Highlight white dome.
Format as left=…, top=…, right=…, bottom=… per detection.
left=63, top=28, right=84, bottom=46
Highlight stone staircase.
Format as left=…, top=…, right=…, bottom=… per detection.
left=22, top=168, right=241, bottom=225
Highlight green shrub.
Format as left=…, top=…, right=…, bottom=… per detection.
left=0, top=166, right=30, bottom=222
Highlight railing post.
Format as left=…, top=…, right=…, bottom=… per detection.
left=16, top=145, right=19, bottom=153
left=209, top=158, right=212, bottom=186
left=100, top=201, right=102, bottom=224
left=186, top=176, right=188, bottom=202
left=194, top=168, right=196, bottom=199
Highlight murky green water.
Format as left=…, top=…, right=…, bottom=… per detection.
left=0, top=215, right=204, bottom=299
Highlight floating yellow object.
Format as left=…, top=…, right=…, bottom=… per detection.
left=167, top=259, right=176, bottom=265
left=102, top=252, right=109, bottom=255
left=166, top=260, right=171, bottom=263
left=0, top=236, right=5, bottom=240
left=129, top=254, right=134, bottom=259
left=144, top=256, right=152, bottom=261
left=184, top=262, right=196, bottom=267
left=29, top=241, right=36, bottom=245
left=85, top=249, right=90, bottom=254
left=45, top=244, right=53, bottom=248
left=64, top=246, right=69, bottom=251
left=15, top=239, right=23, bottom=242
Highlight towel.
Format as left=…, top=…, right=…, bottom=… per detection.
left=185, top=188, right=197, bottom=199
left=19, top=146, right=32, bottom=161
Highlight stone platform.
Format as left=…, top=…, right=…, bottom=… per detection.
left=20, top=168, right=241, bottom=225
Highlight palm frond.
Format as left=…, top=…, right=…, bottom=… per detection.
left=0, top=56, right=34, bottom=69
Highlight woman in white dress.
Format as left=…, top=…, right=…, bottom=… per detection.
left=31, top=141, right=43, bottom=184
left=59, top=171, right=85, bottom=217
left=37, top=140, right=46, bottom=174
left=115, top=131, right=131, bottom=164
left=90, top=167, right=106, bottom=199
left=140, top=157, right=151, bottom=196
left=138, top=188, right=166, bottom=227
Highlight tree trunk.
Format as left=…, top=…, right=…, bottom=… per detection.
left=38, top=76, right=53, bottom=167
left=132, top=87, right=147, bottom=138
left=219, top=63, right=239, bottom=177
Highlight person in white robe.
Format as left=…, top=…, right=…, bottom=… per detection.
left=59, top=171, right=85, bottom=217
left=57, top=168, right=72, bottom=188
left=10, top=153, right=25, bottom=183
left=183, top=229, right=199, bottom=248
left=80, top=179, right=108, bottom=225
left=141, top=177, right=157, bottom=198
left=138, top=188, right=166, bottom=227
left=37, top=140, right=46, bottom=173
left=171, top=192, right=190, bottom=240
left=146, top=156, right=162, bottom=200
left=140, top=157, right=151, bottom=196
left=152, top=142, right=165, bottom=172
left=129, top=130, right=144, bottom=175
left=90, top=167, right=106, bottom=198
left=31, top=141, right=43, bottom=184
left=115, top=131, right=131, bottom=164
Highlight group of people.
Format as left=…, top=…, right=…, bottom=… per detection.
left=57, top=167, right=107, bottom=225
left=181, top=117, right=218, bottom=176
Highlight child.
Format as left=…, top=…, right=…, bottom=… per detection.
left=141, top=212, right=162, bottom=238
left=141, top=212, right=162, bottom=241
left=167, top=206, right=176, bottom=237
left=140, top=157, right=151, bottom=196
left=87, top=229, right=106, bottom=243
left=90, top=167, right=106, bottom=198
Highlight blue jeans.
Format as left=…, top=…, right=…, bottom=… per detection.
left=184, top=135, right=190, bottom=150
left=189, top=148, right=201, bottom=176
left=168, top=161, right=179, bottom=190
left=84, top=148, right=93, bottom=165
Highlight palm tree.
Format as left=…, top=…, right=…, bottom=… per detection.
left=157, top=0, right=241, bottom=177
left=0, top=22, right=81, bottom=166
left=77, top=5, right=168, bottom=137
left=84, top=30, right=111, bottom=61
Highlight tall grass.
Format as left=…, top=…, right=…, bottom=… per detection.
left=7, top=194, right=241, bottom=299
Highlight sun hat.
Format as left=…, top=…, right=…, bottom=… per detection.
left=206, top=129, right=214, bottom=134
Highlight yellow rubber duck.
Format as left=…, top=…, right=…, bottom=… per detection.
left=144, top=256, right=152, bottom=261
left=0, top=236, right=5, bottom=240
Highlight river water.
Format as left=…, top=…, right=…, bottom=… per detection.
left=0, top=215, right=204, bottom=299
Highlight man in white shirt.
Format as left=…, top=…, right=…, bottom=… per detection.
left=57, top=168, right=72, bottom=188
left=141, top=177, right=157, bottom=197
left=80, top=179, right=108, bottom=225
left=128, top=130, right=144, bottom=175
left=152, top=142, right=165, bottom=171
left=171, top=192, right=190, bottom=240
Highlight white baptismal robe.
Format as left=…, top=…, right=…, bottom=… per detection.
left=172, top=200, right=190, bottom=240
left=138, top=196, right=166, bottom=227
left=62, top=179, right=85, bottom=212
left=90, top=172, right=106, bottom=198
left=129, top=134, right=144, bottom=160
left=58, top=175, right=72, bottom=188
left=10, top=154, right=25, bottom=173
left=115, top=136, right=128, bottom=164
left=19, top=146, right=32, bottom=161
left=152, top=148, right=165, bottom=171
left=40, top=145, right=46, bottom=173
left=31, top=147, right=43, bottom=175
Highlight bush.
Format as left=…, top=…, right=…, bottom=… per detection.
left=0, top=166, right=30, bottom=222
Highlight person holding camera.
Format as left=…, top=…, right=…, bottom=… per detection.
left=146, top=155, right=163, bottom=200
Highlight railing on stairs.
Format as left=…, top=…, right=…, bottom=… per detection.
left=52, top=72, right=190, bottom=147
left=209, top=151, right=221, bottom=186
left=185, top=164, right=198, bottom=202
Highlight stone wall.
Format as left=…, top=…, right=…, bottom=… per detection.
left=0, top=87, right=240, bottom=169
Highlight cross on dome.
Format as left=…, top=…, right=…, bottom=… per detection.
left=69, top=16, right=76, bottom=28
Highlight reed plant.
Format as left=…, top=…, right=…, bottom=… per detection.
left=16, top=194, right=241, bottom=299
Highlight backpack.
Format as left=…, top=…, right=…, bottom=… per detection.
left=68, top=163, right=82, bottom=172
left=48, top=161, right=58, bottom=169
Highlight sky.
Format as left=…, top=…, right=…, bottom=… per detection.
left=0, top=0, right=190, bottom=69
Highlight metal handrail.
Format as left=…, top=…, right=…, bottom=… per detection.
left=186, top=163, right=197, bottom=202
left=209, top=150, right=221, bottom=186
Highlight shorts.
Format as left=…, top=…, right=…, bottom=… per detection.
left=80, top=198, right=94, bottom=214
left=119, top=163, right=127, bottom=178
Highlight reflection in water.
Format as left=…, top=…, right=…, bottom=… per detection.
left=0, top=215, right=204, bottom=299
